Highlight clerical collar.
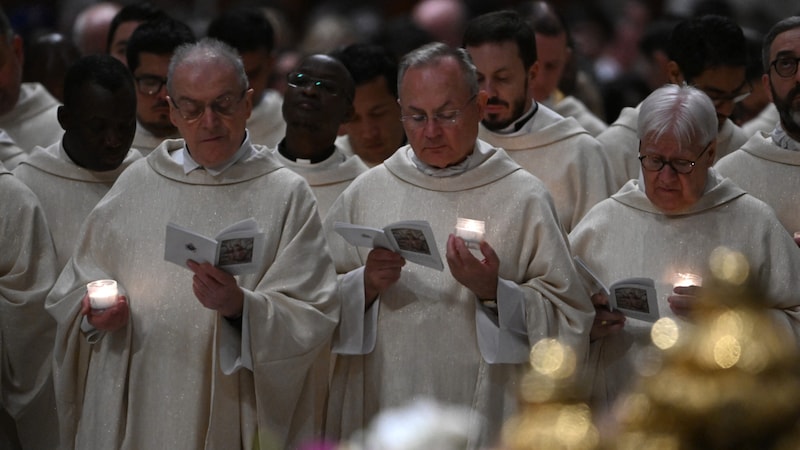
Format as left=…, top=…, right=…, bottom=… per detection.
left=409, top=142, right=492, bottom=177
left=771, top=122, right=800, bottom=152
left=177, top=131, right=254, bottom=175
left=494, top=100, right=539, bottom=134
left=277, top=138, right=337, bottom=164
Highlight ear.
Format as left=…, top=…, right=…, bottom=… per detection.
left=527, top=60, right=539, bottom=85
left=705, top=140, right=717, bottom=163
left=762, top=73, right=773, bottom=103
left=666, top=60, right=684, bottom=85
left=167, top=95, right=179, bottom=127
left=475, top=89, right=488, bottom=120
left=243, top=88, right=254, bottom=121
left=56, top=105, right=68, bottom=131
left=12, top=35, right=23, bottom=67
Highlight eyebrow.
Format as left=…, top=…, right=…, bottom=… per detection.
left=695, top=79, right=749, bottom=95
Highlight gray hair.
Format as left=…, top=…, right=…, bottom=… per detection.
left=637, top=84, right=717, bottom=151
left=762, top=16, right=800, bottom=73
left=397, top=42, right=478, bottom=98
left=166, top=37, right=248, bottom=96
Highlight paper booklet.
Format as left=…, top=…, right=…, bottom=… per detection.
left=165, top=217, right=265, bottom=275
left=573, top=256, right=659, bottom=322
left=333, top=220, right=444, bottom=271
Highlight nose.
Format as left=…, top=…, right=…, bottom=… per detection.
left=104, top=131, right=122, bottom=148
left=714, top=98, right=735, bottom=120
left=422, top=116, right=442, bottom=137
left=199, top=105, right=221, bottom=128
left=480, top=80, right=497, bottom=98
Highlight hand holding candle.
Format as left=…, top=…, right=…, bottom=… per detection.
left=669, top=272, right=702, bottom=318
left=87, top=279, right=118, bottom=310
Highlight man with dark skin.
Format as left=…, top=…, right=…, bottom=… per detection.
left=276, top=53, right=366, bottom=216
left=15, top=54, right=140, bottom=266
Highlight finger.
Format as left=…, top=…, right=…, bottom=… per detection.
left=478, top=240, right=498, bottom=265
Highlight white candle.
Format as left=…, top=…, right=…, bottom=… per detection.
left=794, top=231, right=800, bottom=240
left=455, top=218, right=485, bottom=248
left=673, top=272, right=702, bottom=289
left=87, top=279, right=118, bottom=310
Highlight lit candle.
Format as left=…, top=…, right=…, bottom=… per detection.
left=87, top=279, right=118, bottom=310
left=673, top=272, right=702, bottom=289
left=455, top=218, right=485, bottom=248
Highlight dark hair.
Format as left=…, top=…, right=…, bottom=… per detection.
left=462, top=10, right=537, bottom=69
left=329, top=43, right=398, bottom=97
left=207, top=7, right=274, bottom=54
left=762, top=16, right=800, bottom=72
left=126, top=17, right=195, bottom=73
left=105, top=2, right=165, bottom=53
left=666, top=15, right=746, bottom=83
left=0, top=6, right=14, bottom=43
left=63, top=54, right=135, bottom=108
left=517, top=1, right=568, bottom=39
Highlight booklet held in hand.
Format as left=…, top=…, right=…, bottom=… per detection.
left=165, top=217, right=265, bottom=275
left=573, top=256, right=659, bottom=322
left=333, top=220, right=444, bottom=271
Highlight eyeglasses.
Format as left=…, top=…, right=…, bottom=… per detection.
left=287, top=72, right=343, bottom=97
left=770, top=56, right=800, bottom=78
left=704, top=89, right=751, bottom=107
left=400, top=94, right=477, bottom=130
left=169, top=90, right=247, bottom=122
left=135, top=75, right=168, bottom=96
left=638, top=141, right=712, bottom=174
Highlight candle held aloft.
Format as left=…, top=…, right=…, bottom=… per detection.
left=87, top=279, right=118, bottom=310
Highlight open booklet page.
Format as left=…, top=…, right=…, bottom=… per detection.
left=333, top=220, right=444, bottom=271
left=573, top=256, right=659, bottom=322
left=165, top=217, right=265, bottom=275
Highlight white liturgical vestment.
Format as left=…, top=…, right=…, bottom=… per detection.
left=569, top=169, right=800, bottom=413
left=323, top=140, right=593, bottom=448
left=46, top=139, right=339, bottom=449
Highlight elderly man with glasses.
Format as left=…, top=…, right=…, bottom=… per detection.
left=598, top=14, right=751, bottom=190
left=126, top=16, right=195, bottom=155
left=717, top=16, right=800, bottom=243
left=46, top=38, right=339, bottom=449
left=322, top=42, right=593, bottom=448
left=569, top=83, right=800, bottom=416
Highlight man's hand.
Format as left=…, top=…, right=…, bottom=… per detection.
left=82, top=293, right=129, bottom=332
left=187, top=260, right=244, bottom=318
left=590, top=292, right=625, bottom=341
left=364, top=248, right=405, bottom=307
left=668, top=285, right=702, bottom=318
left=445, top=234, right=499, bottom=300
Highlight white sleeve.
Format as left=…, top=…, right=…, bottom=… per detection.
left=475, top=277, right=530, bottom=364
left=218, top=294, right=253, bottom=374
left=331, top=266, right=379, bottom=355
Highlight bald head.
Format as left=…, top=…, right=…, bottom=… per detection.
left=73, top=2, right=122, bottom=55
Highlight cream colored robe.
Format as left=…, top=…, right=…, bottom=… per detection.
left=46, top=140, right=339, bottom=449
left=0, top=163, right=59, bottom=449
left=131, top=121, right=178, bottom=156
left=715, top=131, right=800, bottom=234
left=597, top=104, right=748, bottom=190
left=741, top=103, right=778, bottom=137
left=248, top=90, right=286, bottom=149
left=478, top=104, right=614, bottom=232
left=0, top=130, right=26, bottom=169
left=549, top=94, right=608, bottom=137
left=323, top=141, right=594, bottom=448
left=0, top=83, right=62, bottom=152
left=274, top=145, right=368, bottom=217
left=13, top=142, right=142, bottom=268
left=569, top=170, right=800, bottom=413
